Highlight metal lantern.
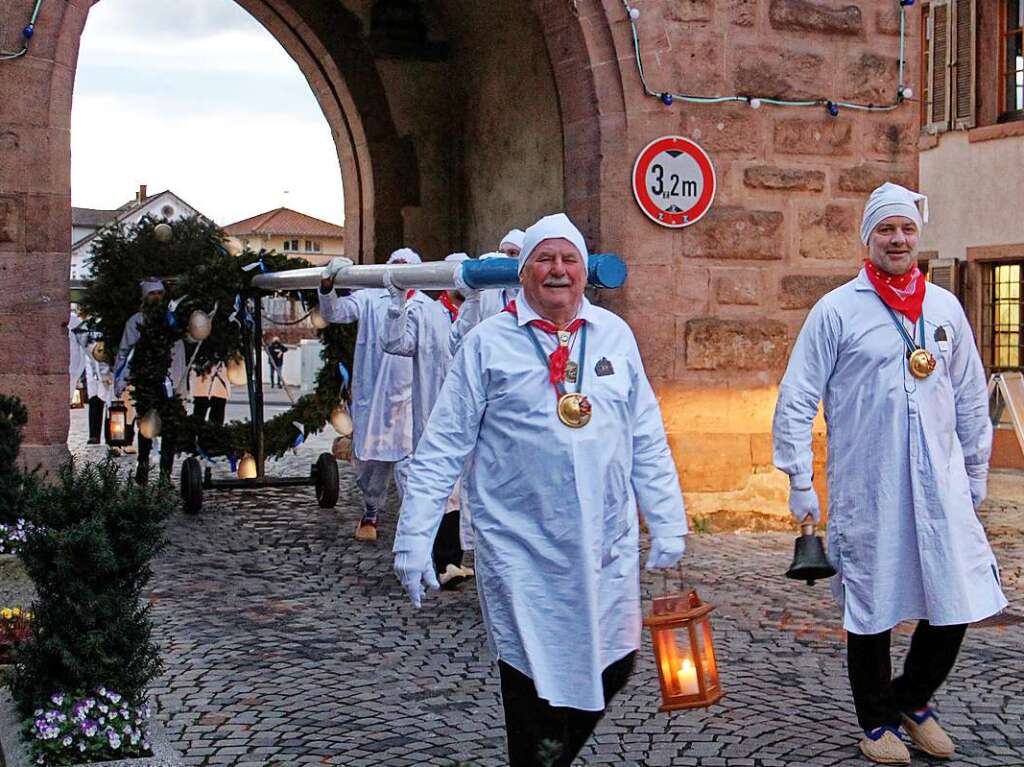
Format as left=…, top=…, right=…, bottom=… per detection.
left=330, top=403, right=353, bottom=437
left=226, top=355, right=248, bottom=386
left=644, top=589, right=724, bottom=711
left=138, top=410, right=162, bottom=440
left=237, top=452, right=257, bottom=479
left=309, top=307, right=329, bottom=330
left=107, top=401, right=129, bottom=447
left=187, top=310, right=212, bottom=342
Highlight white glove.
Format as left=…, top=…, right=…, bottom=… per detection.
left=452, top=263, right=479, bottom=300
left=789, top=484, right=821, bottom=525
left=382, top=271, right=406, bottom=305
left=394, top=550, right=439, bottom=608
left=320, top=256, right=353, bottom=283
left=965, top=463, right=987, bottom=510
left=645, top=535, right=686, bottom=571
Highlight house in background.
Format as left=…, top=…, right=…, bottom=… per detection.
left=223, top=207, right=345, bottom=267
left=71, top=185, right=207, bottom=279
left=918, top=0, right=1024, bottom=465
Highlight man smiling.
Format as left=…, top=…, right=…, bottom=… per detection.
left=393, top=213, right=687, bottom=766
left=773, top=183, right=1007, bottom=764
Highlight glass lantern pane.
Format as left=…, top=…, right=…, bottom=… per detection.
left=697, top=618, right=719, bottom=692
left=665, top=625, right=698, bottom=697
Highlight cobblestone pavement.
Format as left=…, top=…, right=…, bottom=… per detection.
left=39, top=412, right=1024, bottom=764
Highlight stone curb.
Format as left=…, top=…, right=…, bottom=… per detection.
left=0, top=688, right=182, bottom=767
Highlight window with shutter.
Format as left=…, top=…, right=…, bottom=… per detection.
left=1001, top=0, right=1024, bottom=119
left=930, top=258, right=960, bottom=295
left=952, top=0, right=977, bottom=128
left=928, top=0, right=952, bottom=132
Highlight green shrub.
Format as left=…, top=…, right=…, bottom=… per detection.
left=10, top=459, right=176, bottom=716
left=0, top=394, right=29, bottom=526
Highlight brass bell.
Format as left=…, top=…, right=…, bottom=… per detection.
left=785, top=515, right=837, bottom=585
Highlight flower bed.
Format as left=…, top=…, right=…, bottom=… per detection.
left=27, top=689, right=152, bottom=766
left=0, top=607, right=31, bottom=665
left=0, top=519, right=32, bottom=556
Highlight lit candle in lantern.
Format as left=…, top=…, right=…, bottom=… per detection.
left=676, top=658, right=699, bottom=696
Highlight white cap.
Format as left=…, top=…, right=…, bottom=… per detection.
left=445, top=252, right=470, bottom=262
left=139, top=278, right=165, bottom=295
left=498, top=229, right=525, bottom=251
left=860, top=183, right=928, bottom=245
left=517, top=213, right=588, bottom=275
left=387, top=248, right=422, bottom=264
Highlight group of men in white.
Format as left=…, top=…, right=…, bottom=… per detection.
left=66, top=185, right=1007, bottom=766
left=316, top=189, right=1007, bottom=767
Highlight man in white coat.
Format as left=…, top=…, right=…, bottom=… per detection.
left=319, top=249, right=415, bottom=543
left=448, top=229, right=525, bottom=354
left=84, top=337, right=114, bottom=444
left=393, top=213, right=687, bottom=766
left=382, top=252, right=472, bottom=587
left=773, top=183, right=1007, bottom=765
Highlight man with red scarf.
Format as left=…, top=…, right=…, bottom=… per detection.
left=773, top=183, right=1007, bottom=765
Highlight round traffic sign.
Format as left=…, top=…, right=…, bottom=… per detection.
left=631, top=136, right=716, bottom=228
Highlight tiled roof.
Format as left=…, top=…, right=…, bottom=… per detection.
left=72, top=207, right=123, bottom=228
left=224, top=207, right=345, bottom=239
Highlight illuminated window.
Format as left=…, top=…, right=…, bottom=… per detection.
left=1002, top=0, right=1024, bottom=118
left=983, top=263, right=1023, bottom=369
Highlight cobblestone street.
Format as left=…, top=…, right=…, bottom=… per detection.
left=45, top=411, right=1024, bottom=764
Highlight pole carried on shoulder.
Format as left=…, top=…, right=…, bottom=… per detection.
left=250, top=254, right=628, bottom=293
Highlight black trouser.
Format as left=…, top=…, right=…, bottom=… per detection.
left=499, top=651, right=635, bottom=767
left=847, top=621, right=967, bottom=732
left=136, top=429, right=175, bottom=483
left=432, top=510, right=463, bottom=574
left=193, top=396, right=226, bottom=426
left=87, top=396, right=105, bottom=441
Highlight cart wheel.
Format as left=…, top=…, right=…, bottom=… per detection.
left=314, top=452, right=340, bottom=508
left=181, top=457, right=203, bottom=515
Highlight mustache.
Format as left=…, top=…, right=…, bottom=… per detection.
left=543, top=277, right=572, bottom=287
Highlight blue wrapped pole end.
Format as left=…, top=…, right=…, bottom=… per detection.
left=461, top=253, right=628, bottom=290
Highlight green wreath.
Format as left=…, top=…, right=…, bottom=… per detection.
left=78, top=216, right=356, bottom=460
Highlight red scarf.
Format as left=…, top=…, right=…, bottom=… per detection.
left=438, top=292, right=460, bottom=320
left=863, top=259, right=926, bottom=323
left=504, top=300, right=585, bottom=385
left=405, top=289, right=415, bottom=301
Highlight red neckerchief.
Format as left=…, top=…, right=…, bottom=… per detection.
left=438, top=292, right=460, bottom=321
left=405, top=289, right=415, bottom=301
left=863, top=259, right=926, bottom=323
left=504, top=300, right=585, bottom=385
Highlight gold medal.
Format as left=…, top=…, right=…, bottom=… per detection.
left=557, top=392, right=592, bottom=428
left=908, top=348, right=936, bottom=379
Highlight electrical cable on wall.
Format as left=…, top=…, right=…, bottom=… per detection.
left=622, top=0, right=916, bottom=117
left=1, top=0, right=45, bottom=61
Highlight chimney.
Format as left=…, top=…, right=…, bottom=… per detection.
left=137, top=184, right=147, bottom=203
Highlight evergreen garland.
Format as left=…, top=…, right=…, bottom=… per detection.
left=78, top=217, right=356, bottom=461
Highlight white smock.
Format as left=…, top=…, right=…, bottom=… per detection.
left=394, top=294, right=687, bottom=710
left=85, top=344, right=114, bottom=404
left=318, top=288, right=413, bottom=463
left=113, top=312, right=187, bottom=398
left=68, top=313, right=88, bottom=401
left=189, top=364, right=230, bottom=400
left=448, top=255, right=518, bottom=355
left=773, top=270, right=1007, bottom=634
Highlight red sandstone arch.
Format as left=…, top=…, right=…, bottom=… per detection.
left=2, top=0, right=624, bottom=470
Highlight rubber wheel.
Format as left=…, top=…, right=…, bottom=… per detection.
left=180, top=457, right=203, bottom=515
left=314, top=452, right=340, bottom=508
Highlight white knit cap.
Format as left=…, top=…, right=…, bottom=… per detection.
left=498, top=229, right=525, bottom=251
left=445, top=252, right=469, bottom=262
left=518, top=214, right=588, bottom=275
left=860, top=182, right=928, bottom=245
left=387, top=248, right=422, bottom=264
left=139, top=278, right=165, bottom=295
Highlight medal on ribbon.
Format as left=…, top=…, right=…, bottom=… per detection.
left=523, top=319, right=591, bottom=428
left=881, top=302, right=936, bottom=379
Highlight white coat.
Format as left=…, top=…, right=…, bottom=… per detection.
left=189, top=364, right=230, bottom=400
left=68, top=313, right=88, bottom=401
left=114, top=312, right=187, bottom=398
left=394, top=295, right=687, bottom=711
left=448, top=287, right=518, bottom=355
left=773, top=269, right=1008, bottom=634
left=85, top=345, right=114, bottom=404
left=318, top=288, right=413, bottom=463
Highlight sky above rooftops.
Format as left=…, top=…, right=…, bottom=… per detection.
left=71, top=0, right=344, bottom=227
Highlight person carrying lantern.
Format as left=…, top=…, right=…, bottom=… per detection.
left=382, top=252, right=473, bottom=588
left=772, top=183, right=1007, bottom=765
left=318, top=250, right=414, bottom=543
left=392, top=213, right=687, bottom=766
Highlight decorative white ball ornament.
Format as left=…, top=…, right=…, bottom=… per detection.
left=187, top=310, right=212, bottom=342
left=237, top=452, right=257, bottom=479
left=629, top=6, right=640, bottom=20
left=154, top=223, right=173, bottom=243
left=330, top=404, right=353, bottom=437
left=749, top=98, right=762, bottom=109
left=226, top=355, right=248, bottom=386
left=309, top=307, right=329, bottom=330
left=138, top=410, right=162, bottom=439
left=331, top=436, right=352, bottom=462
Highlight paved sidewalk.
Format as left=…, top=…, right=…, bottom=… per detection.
left=50, top=413, right=1024, bottom=764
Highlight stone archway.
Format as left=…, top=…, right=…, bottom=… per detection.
left=0, top=0, right=621, bottom=474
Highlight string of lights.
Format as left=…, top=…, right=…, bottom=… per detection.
left=1, top=0, right=45, bottom=62
left=622, top=0, right=916, bottom=117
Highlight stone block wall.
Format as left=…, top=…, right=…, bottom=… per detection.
left=596, top=0, right=920, bottom=519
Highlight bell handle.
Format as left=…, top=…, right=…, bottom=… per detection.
left=800, top=514, right=816, bottom=537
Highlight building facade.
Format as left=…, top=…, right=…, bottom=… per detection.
left=1, top=0, right=921, bottom=521
left=223, top=207, right=345, bottom=267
